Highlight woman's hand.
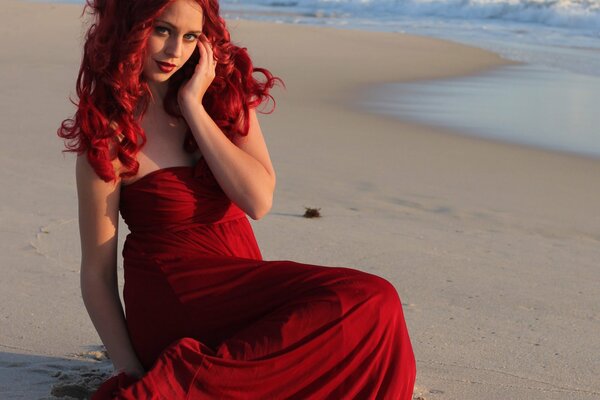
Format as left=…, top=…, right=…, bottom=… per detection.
left=178, top=33, right=217, bottom=108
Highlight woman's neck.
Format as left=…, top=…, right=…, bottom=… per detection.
left=148, top=81, right=168, bottom=105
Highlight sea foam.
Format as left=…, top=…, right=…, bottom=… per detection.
left=224, top=0, right=600, bottom=36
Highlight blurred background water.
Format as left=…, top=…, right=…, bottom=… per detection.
left=219, top=0, right=600, bottom=78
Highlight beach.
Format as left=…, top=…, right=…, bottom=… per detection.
left=1, top=0, right=600, bottom=399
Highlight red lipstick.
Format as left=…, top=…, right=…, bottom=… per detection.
left=156, top=61, right=175, bottom=73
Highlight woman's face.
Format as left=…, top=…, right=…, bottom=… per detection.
left=142, top=0, right=204, bottom=84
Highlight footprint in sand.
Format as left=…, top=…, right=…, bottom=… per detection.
left=46, top=365, right=112, bottom=400
left=35, top=348, right=113, bottom=399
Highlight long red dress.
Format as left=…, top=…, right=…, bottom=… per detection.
left=91, top=157, right=416, bottom=399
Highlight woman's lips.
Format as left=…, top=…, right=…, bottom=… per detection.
left=156, top=61, right=175, bottom=73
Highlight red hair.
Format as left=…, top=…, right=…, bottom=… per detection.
left=58, top=0, right=283, bottom=182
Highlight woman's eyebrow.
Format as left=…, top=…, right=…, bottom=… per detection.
left=155, top=19, right=202, bottom=34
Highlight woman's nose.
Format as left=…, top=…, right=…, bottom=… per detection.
left=164, top=37, right=183, bottom=58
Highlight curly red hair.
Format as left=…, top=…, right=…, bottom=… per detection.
left=58, top=0, right=282, bottom=182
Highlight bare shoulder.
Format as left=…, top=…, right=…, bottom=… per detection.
left=75, top=154, right=122, bottom=190
left=75, top=119, right=126, bottom=190
left=75, top=153, right=123, bottom=222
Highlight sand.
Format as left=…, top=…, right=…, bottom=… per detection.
left=1, top=0, right=599, bottom=399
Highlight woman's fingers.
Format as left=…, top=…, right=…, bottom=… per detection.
left=179, top=34, right=216, bottom=105
left=197, top=35, right=208, bottom=70
left=199, top=34, right=216, bottom=69
left=206, top=38, right=215, bottom=66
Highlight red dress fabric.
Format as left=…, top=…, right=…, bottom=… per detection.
left=91, top=157, right=416, bottom=399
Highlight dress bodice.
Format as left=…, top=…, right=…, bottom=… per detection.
left=119, top=157, right=262, bottom=261
left=119, top=157, right=245, bottom=233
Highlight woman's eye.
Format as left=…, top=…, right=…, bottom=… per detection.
left=154, top=27, right=196, bottom=41
left=154, top=26, right=198, bottom=42
left=154, top=26, right=169, bottom=35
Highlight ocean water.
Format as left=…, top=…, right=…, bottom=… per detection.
left=220, top=0, right=600, bottom=77
left=222, top=0, right=599, bottom=34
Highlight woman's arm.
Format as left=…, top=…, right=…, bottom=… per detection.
left=178, top=34, right=276, bottom=220
left=75, top=155, right=144, bottom=377
left=180, top=104, right=276, bottom=220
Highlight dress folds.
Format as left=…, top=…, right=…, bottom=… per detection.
left=91, top=157, right=416, bottom=399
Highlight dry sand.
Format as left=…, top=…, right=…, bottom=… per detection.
left=1, top=0, right=599, bottom=399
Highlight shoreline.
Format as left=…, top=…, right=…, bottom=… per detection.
left=2, top=1, right=600, bottom=399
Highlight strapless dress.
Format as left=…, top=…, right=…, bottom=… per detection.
left=91, top=157, right=416, bottom=399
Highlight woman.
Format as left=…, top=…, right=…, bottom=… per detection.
left=58, top=0, right=416, bottom=398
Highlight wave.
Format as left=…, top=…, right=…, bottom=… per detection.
left=223, top=0, right=600, bottom=33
